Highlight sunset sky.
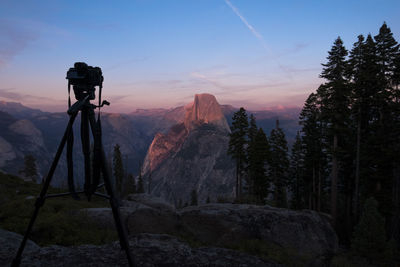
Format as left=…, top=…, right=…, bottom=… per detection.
left=1, top=0, right=399, bottom=112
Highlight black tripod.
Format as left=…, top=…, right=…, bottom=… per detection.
left=11, top=95, right=135, bottom=266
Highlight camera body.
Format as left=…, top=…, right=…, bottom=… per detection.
left=66, top=62, right=103, bottom=100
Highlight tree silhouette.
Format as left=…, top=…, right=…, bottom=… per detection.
left=319, top=36, right=350, bottom=226
left=137, top=164, right=145, bottom=193
left=228, top=107, right=249, bottom=199
left=288, top=132, right=305, bottom=209
left=190, top=189, right=198, bottom=206
left=249, top=128, right=270, bottom=203
left=113, top=144, right=124, bottom=196
left=125, top=173, right=136, bottom=196
left=269, top=120, right=289, bottom=208
left=21, top=154, right=38, bottom=183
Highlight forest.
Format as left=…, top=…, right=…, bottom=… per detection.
left=228, top=22, right=400, bottom=264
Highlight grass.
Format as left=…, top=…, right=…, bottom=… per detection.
left=0, top=172, right=117, bottom=246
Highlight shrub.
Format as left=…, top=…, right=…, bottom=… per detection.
left=351, top=197, right=386, bottom=262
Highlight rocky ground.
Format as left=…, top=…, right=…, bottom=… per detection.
left=0, top=229, right=280, bottom=267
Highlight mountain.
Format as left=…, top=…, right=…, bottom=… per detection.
left=0, top=101, right=45, bottom=119
left=142, top=93, right=235, bottom=204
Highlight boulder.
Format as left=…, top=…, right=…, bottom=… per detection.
left=125, top=193, right=176, bottom=212
left=179, top=204, right=338, bottom=257
left=83, top=195, right=338, bottom=259
left=83, top=194, right=180, bottom=235
left=0, top=228, right=39, bottom=266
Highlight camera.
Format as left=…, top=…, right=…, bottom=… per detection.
left=66, top=62, right=103, bottom=100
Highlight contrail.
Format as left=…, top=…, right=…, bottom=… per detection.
left=224, top=0, right=292, bottom=79
left=224, top=0, right=269, bottom=52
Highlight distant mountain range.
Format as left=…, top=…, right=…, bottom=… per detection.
left=0, top=96, right=301, bottom=192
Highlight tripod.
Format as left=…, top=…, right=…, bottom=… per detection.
left=11, top=95, right=135, bottom=267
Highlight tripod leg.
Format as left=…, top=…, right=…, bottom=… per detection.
left=101, top=150, right=136, bottom=267
left=12, top=111, right=78, bottom=267
left=88, top=110, right=136, bottom=267
left=67, top=124, right=79, bottom=200
left=81, top=107, right=92, bottom=198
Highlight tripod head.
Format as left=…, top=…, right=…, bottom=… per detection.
left=66, top=62, right=103, bottom=101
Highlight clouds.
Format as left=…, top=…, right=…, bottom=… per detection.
left=0, top=88, right=65, bottom=111
left=0, top=19, right=38, bottom=67
left=189, top=71, right=290, bottom=96
left=0, top=88, right=61, bottom=103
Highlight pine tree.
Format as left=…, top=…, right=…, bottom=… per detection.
left=190, top=189, right=198, bottom=206
left=299, top=92, right=326, bottom=211
left=21, top=154, right=38, bottom=183
left=288, top=132, right=305, bottom=209
left=348, top=34, right=381, bottom=219
left=269, top=120, right=289, bottom=208
left=374, top=22, right=399, bottom=86
left=251, top=128, right=270, bottom=203
left=248, top=114, right=258, bottom=144
left=247, top=113, right=258, bottom=195
left=113, top=144, right=124, bottom=196
left=319, top=36, right=350, bottom=226
left=392, top=47, right=400, bottom=243
left=228, top=107, right=249, bottom=199
left=137, top=171, right=144, bottom=193
left=125, top=173, right=136, bottom=196
left=374, top=23, right=400, bottom=241
left=247, top=123, right=271, bottom=202
left=351, top=197, right=387, bottom=262
left=147, top=172, right=152, bottom=194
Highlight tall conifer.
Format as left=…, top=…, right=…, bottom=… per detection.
left=300, top=92, right=326, bottom=211
left=319, top=37, right=350, bottom=226
left=289, top=132, right=304, bottom=209
left=374, top=22, right=400, bottom=239
left=228, top=107, right=249, bottom=199
left=113, top=144, right=124, bottom=196
left=21, top=154, right=39, bottom=183
left=250, top=128, right=270, bottom=202
left=269, top=120, right=289, bottom=208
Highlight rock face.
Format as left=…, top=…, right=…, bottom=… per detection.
left=142, top=123, right=188, bottom=174
left=184, top=94, right=230, bottom=132
left=0, top=111, right=49, bottom=176
left=142, top=93, right=235, bottom=204
left=83, top=194, right=338, bottom=260
left=0, top=229, right=280, bottom=267
left=8, top=119, right=45, bottom=151
left=0, top=136, right=16, bottom=168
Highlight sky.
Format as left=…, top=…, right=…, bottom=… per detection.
left=0, top=0, right=399, bottom=113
